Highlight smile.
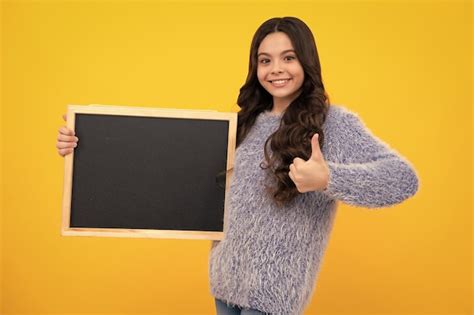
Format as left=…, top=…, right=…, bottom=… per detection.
left=269, top=78, right=291, bottom=87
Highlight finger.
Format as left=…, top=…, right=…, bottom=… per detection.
left=62, top=113, right=67, bottom=122
left=289, top=163, right=296, bottom=174
left=59, top=126, right=75, bottom=136
left=293, top=157, right=305, bottom=166
left=57, top=134, right=78, bottom=142
left=56, top=141, right=77, bottom=149
left=288, top=171, right=295, bottom=183
left=310, top=133, right=322, bottom=160
left=58, top=148, right=74, bottom=156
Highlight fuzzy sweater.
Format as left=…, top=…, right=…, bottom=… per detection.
left=208, top=104, right=419, bottom=314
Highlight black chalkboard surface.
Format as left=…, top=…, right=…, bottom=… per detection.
left=61, top=105, right=237, bottom=240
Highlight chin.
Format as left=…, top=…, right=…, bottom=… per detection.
left=271, top=92, right=297, bottom=99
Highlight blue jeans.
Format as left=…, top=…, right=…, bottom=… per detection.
left=215, top=298, right=269, bottom=315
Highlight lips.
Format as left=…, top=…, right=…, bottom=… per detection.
left=268, top=78, right=291, bottom=83
left=269, top=78, right=291, bottom=87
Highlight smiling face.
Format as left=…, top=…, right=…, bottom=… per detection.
left=257, top=32, right=305, bottom=110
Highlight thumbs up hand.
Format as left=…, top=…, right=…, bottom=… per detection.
left=288, top=133, right=330, bottom=193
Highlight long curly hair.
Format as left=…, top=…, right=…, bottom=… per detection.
left=236, top=16, right=331, bottom=206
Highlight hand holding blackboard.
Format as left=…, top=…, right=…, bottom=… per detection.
left=56, top=113, right=79, bottom=157
left=61, top=104, right=237, bottom=241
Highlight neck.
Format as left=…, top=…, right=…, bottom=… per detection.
left=270, top=90, right=302, bottom=114
left=271, top=97, right=294, bottom=114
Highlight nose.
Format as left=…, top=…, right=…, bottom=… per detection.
left=270, top=60, right=283, bottom=74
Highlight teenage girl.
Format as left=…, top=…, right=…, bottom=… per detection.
left=56, top=16, right=419, bottom=315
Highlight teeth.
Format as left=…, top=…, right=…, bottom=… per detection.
left=273, top=79, right=289, bottom=84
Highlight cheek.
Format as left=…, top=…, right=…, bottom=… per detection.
left=294, top=64, right=304, bottom=78
left=294, top=66, right=305, bottom=85
left=257, top=67, right=267, bottom=85
left=297, top=73, right=305, bottom=86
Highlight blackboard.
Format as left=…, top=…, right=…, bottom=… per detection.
left=61, top=104, right=236, bottom=240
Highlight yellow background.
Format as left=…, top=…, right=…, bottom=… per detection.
left=1, top=0, right=472, bottom=314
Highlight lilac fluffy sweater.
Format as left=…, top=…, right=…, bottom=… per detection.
left=208, top=104, right=419, bottom=314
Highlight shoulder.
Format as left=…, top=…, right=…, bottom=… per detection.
left=325, top=104, right=380, bottom=141
left=324, top=104, right=363, bottom=133
left=322, top=104, right=395, bottom=163
left=326, top=104, right=360, bottom=121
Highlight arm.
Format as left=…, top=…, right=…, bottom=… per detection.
left=321, top=107, right=420, bottom=208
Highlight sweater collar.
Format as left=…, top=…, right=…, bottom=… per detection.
left=260, top=110, right=284, bottom=119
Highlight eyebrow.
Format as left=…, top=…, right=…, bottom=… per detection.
left=257, top=49, right=296, bottom=57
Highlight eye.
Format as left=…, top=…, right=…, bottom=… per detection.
left=259, top=58, right=270, bottom=64
left=285, top=55, right=296, bottom=61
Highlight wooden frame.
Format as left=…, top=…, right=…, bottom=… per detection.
left=61, top=104, right=236, bottom=240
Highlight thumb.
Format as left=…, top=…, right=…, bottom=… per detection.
left=310, top=133, right=322, bottom=160
left=62, top=113, right=67, bottom=122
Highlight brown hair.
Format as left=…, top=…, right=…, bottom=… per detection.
left=236, top=16, right=331, bottom=206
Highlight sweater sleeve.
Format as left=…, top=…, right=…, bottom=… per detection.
left=321, top=108, right=420, bottom=208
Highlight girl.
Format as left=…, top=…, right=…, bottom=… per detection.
left=56, top=16, right=419, bottom=315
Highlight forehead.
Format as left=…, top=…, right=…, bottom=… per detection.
left=257, top=32, right=294, bottom=54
